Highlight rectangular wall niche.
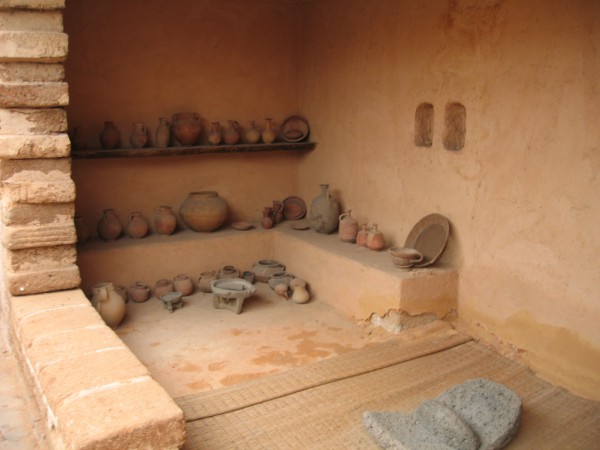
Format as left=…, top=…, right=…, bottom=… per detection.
left=443, top=102, right=466, bottom=151
left=414, top=103, right=434, bottom=147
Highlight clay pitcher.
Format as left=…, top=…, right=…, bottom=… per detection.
left=356, top=223, right=369, bottom=247
left=208, top=122, right=222, bottom=145
left=366, top=223, right=386, bottom=251
left=126, top=212, right=149, bottom=239
left=173, top=274, right=194, bottom=296
left=262, top=118, right=276, bottom=143
left=91, top=282, right=126, bottom=329
left=97, top=209, right=122, bottom=241
left=155, top=117, right=171, bottom=148
left=130, top=122, right=148, bottom=148
left=154, top=279, right=174, bottom=298
left=262, top=207, right=274, bottom=229
left=171, top=112, right=201, bottom=146
left=154, top=205, right=177, bottom=236
left=129, top=282, right=150, bottom=303
left=309, top=184, right=340, bottom=234
left=245, top=120, right=260, bottom=144
left=99, top=121, right=120, bottom=149
left=338, top=209, right=358, bottom=243
left=223, top=120, right=240, bottom=145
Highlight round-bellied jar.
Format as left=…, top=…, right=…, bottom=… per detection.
left=179, top=191, right=228, bottom=232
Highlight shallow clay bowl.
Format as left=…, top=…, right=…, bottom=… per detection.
left=232, top=221, right=253, bottom=231
left=388, top=247, right=424, bottom=266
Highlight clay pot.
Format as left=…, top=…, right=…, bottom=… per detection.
left=262, top=118, right=276, bottom=143
left=74, top=216, right=91, bottom=244
left=219, top=265, right=240, bottom=279
left=356, top=223, right=369, bottom=247
left=173, top=274, right=194, bottom=296
left=129, top=282, right=150, bottom=303
left=338, top=209, right=359, bottom=243
left=268, top=271, right=294, bottom=290
left=154, top=205, right=177, bottom=236
left=130, top=122, right=148, bottom=148
left=91, top=282, right=126, bottom=329
left=208, top=122, right=222, bottom=145
left=179, top=191, right=228, bottom=232
left=99, top=121, right=120, bottom=149
left=366, top=223, right=386, bottom=251
left=262, top=207, right=274, bottom=229
left=245, top=120, right=261, bottom=144
left=155, top=117, right=170, bottom=148
left=154, top=279, right=174, bottom=298
left=291, top=285, right=310, bottom=304
left=252, top=259, right=285, bottom=282
left=272, top=200, right=284, bottom=224
left=97, top=209, right=122, bottom=241
left=223, top=120, right=240, bottom=145
left=197, top=270, right=217, bottom=293
left=309, top=184, right=340, bottom=234
left=171, top=112, right=201, bottom=146
left=127, top=212, right=149, bottom=239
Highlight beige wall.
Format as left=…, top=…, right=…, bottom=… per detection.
left=297, top=0, right=600, bottom=399
left=66, top=0, right=600, bottom=399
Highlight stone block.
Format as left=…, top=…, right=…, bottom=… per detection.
left=0, top=81, right=68, bottom=107
left=4, top=244, right=76, bottom=272
left=38, top=348, right=149, bottom=408
left=0, top=62, right=64, bottom=82
left=400, top=270, right=458, bottom=318
left=0, top=31, right=67, bottom=62
left=1, top=202, right=73, bottom=226
left=0, top=108, right=67, bottom=134
left=54, top=378, right=185, bottom=450
left=8, top=288, right=90, bottom=321
left=0, top=10, right=63, bottom=31
left=0, top=134, right=70, bottom=158
left=1, top=222, right=75, bottom=249
left=5, top=263, right=80, bottom=295
left=3, top=169, right=75, bottom=204
left=0, top=157, right=70, bottom=180
left=0, top=0, right=64, bottom=8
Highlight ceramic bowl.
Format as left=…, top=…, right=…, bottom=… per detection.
left=388, top=247, right=424, bottom=267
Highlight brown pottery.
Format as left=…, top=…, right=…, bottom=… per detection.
left=245, top=120, right=261, bottom=144
left=356, top=223, right=369, bottom=247
left=171, top=112, right=201, bottom=146
left=366, top=223, right=386, bottom=251
left=173, top=274, right=194, bottom=296
left=155, top=117, right=170, bottom=148
left=99, top=121, right=121, bottom=149
left=197, top=270, right=217, bottom=293
left=338, top=209, right=359, bottom=243
left=129, top=282, right=150, bottom=303
left=223, top=120, right=240, bottom=145
left=91, top=282, right=126, bottom=329
left=127, top=212, right=149, bottom=239
left=262, top=118, right=276, bottom=143
left=309, top=184, right=340, bottom=234
left=130, top=122, right=148, bottom=148
left=208, top=122, right=222, bottom=145
left=262, top=207, right=274, bottom=229
left=154, top=279, right=174, bottom=298
left=154, top=205, right=177, bottom=236
left=180, top=191, right=228, bottom=232
left=97, top=208, right=122, bottom=241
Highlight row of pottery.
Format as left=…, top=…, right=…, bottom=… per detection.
left=71, top=114, right=309, bottom=151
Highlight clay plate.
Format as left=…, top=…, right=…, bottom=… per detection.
left=404, top=213, right=450, bottom=268
left=282, top=196, right=307, bottom=220
left=232, top=221, right=254, bottom=231
left=281, top=115, right=310, bottom=142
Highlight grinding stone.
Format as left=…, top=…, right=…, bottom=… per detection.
left=363, top=378, right=522, bottom=450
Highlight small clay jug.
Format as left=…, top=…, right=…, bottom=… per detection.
left=197, top=270, right=217, bottom=293
left=262, top=118, right=276, bottom=143
left=338, top=209, right=359, bottom=243
left=171, top=112, right=201, bottom=146
left=155, top=117, right=170, bottom=148
left=291, top=285, right=310, bottom=304
left=130, top=122, right=148, bottom=148
left=309, top=184, right=340, bottom=234
left=356, top=223, right=369, bottom=247
left=208, top=122, right=222, bottom=145
left=173, top=273, right=194, bottom=296
left=127, top=212, right=149, bottom=239
left=245, top=120, right=261, bottom=144
left=154, top=205, right=177, bottom=236
left=219, top=265, right=240, bottom=279
left=154, top=279, right=174, bottom=298
left=129, top=282, right=150, bottom=303
left=74, top=216, right=91, bottom=244
left=99, top=121, right=120, bottom=149
left=97, top=209, right=122, bottom=241
left=91, top=282, right=126, bottom=329
left=223, top=120, right=240, bottom=145
left=262, top=207, right=274, bottom=229
left=272, top=200, right=284, bottom=224
left=366, top=223, right=386, bottom=251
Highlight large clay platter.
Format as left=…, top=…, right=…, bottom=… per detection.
left=404, top=213, right=450, bottom=268
left=281, top=116, right=310, bottom=142
left=282, top=196, right=307, bottom=220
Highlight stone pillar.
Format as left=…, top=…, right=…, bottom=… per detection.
left=0, top=0, right=80, bottom=296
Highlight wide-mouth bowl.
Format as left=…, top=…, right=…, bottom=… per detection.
left=388, top=247, right=423, bottom=262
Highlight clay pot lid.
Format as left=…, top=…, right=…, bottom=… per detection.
left=232, top=221, right=254, bottom=231
left=282, top=196, right=307, bottom=220
left=403, top=214, right=450, bottom=268
left=281, top=115, right=310, bottom=142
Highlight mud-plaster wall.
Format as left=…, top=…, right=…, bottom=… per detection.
left=65, top=0, right=600, bottom=400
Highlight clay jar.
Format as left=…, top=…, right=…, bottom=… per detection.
left=171, top=112, right=201, bottom=146
left=262, top=207, right=274, bottom=229
left=91, top=282, right=126, bottom=329
left=262, top=118, right=276, bottom=143
left=272, top=200, right=284, bottom=224
left=155, top=117, right=170, bottom=148
left=268, top=271, right=294, bottom=289
left=366, top=223, right=386, bottom=251
left=219, top=265, right=240, bottom=279
left=197, top=270, right=217, bottom=293
left=309, top=184, right=340, bottom=234
left=127, top=212, right=149, bottom=239
left=208, top=122, right=222, bottom=145
left=99, top=121, right=120, bottom=149
left=130, top=122, right=148, bottom=148
left=223, top=120, right=240, bottom=145
left=97, top=209, right=122, bottom=241
left=356, top=223, right=369, bottom=247
left=179, top=191, right=228, bottom=232
left=154, top=279, right=174, bottom=298
left=154, top=205, right=177, bottom=236
left=173, top=274, right=194, bottom=296
left=291, top=285, right=310, bottom=304
left=129, top=282, right=150, bottom=303
left=338, top=209, right=359, bottom=243
left=252, top=259, right=285, bottom=282
left=245, top=120, right=260, bottom=144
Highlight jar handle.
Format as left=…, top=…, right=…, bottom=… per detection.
left=339, top=213, right=348, bottom=221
